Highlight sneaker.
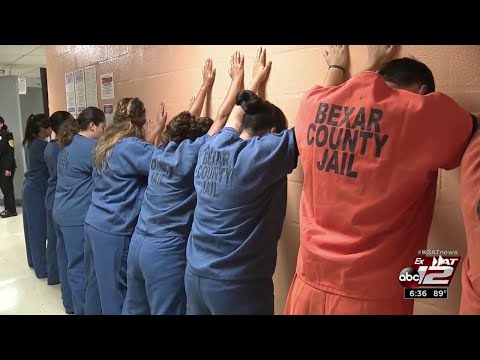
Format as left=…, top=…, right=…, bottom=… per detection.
left=1, top=210, right=18, bottom=218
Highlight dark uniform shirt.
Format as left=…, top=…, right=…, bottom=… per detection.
left=0, top=125, right=16, bottom=172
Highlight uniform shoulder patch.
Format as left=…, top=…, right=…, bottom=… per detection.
left=8, top=139, right=14, bottom=148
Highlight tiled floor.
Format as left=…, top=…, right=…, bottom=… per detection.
left=0, top=207, right=66, bottom=315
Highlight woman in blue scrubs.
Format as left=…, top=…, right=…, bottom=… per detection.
left=185, top=48, right=299, bottom=315
left=84, top=97, right=168, bottom=315
left=54, top=107, right=106, bottom=315
left=44, top=111, right=74, bottom=313
left=21, top=114, right=52, bottom=280
left=122, top=55, right=239, bottom=315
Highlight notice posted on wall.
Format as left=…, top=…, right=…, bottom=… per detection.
left=74, top=69, right=87, bottom=113
left=104, top=104, right=114, bottom=125
left=100, top=72, right=114, bottom=100
left=18, top=77, right=27, bottom=95
left=65, top=72, right=76, bottom=116
left=85, top=65, right=99, bottom=108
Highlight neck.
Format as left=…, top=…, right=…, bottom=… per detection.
left=240, top=129, right=253, bottom=140
left=79, top=129, right=94, bottom=139
left=240, top=128, right=271, bottom=140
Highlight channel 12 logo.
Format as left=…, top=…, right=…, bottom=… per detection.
left=399, top=255, right=460, bottom=287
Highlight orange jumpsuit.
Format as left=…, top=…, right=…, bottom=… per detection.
left=286, top=72, right=473, bottom=315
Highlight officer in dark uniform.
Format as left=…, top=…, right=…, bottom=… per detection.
left=0, top=116, right=17, bottom=218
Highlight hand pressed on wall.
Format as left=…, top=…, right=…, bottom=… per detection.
left=323, top=45, right=349, bottom=68
left=365, top=45, right=395, bottom=72
left=190, top=59, right=216, bottom=117
left=252, top=47, right=272, bottom=85
left=144, top=102, right=167, bottom=145
left=156, top=102, right=167, bottom=131
left=229, top=51, right=245, bottom=81
left=209, top=50, right=246, bottom=136
left=202, top=58, right=216, bottom=88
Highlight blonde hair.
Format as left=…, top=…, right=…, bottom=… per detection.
left=94, top=97, right=146, bottom=173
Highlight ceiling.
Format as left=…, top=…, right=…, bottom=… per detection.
left=0, top=45, right=46, bottom=79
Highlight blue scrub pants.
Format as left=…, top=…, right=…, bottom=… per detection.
left=85, top=224, right=130, bottom=315
left=52, top=218, right=74, bottom=314
left=58, top=225, right=87, bottom=315
left=21, top=183, right=47, bottom=279
left=84, top=231, right=102, bottom=315
left=45, top=209, right=60, bottom=285
left=122, top=232, right=187, bottom=315
left=184, top=267, right=274, bottom=315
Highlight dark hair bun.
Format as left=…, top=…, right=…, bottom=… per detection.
left=235, top=90, right=263, bottom=114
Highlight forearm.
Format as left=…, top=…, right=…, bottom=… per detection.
left=247, top=78, right=263, bottom=94
left=201, top=89, right=213, bottom=118
left=257, top=82, right=266, bottom=100
left=145, top=124, right=165, bottom=145
left=190, top=85, right=210, bottom=116
left=224, top=105, right=245, bottom=134
left=144, top=133, right=157, bottom=145
left=323, top=67, right=345, bottom=87
left=153, top=132, right=162, bottom=147
left=362, top=60, right=383, bottom=73
left=210, top=78, right=244, bottom=135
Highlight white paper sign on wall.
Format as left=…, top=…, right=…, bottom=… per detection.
left=100, top=72, right=114, bottom=100
left=65, top=72, right=76, bottom=116
left=74, top=69, right=87, bottom=113
left=85, top=65, right=99, bottom=108
left=18, top=77, right=27, bottom=95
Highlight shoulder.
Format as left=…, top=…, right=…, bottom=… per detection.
left=45, top=139, right=59, bottom=150
left=302, top=72, right=383, bottom=99
left=462, top=132, right=480, bottom=168
left=119, top=136, right=148, bottom=146
left=116, top=137, right=155, bottom=156
left=3, top=130, right=13, bottom=139
left=34, top=137, right=48, bottom=149
left=75, top=134, right=96, bottom=148
left=210, top=127, right=240, bottom=143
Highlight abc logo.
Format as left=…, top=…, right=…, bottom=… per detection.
left=398, top=267, right=420, bottom=287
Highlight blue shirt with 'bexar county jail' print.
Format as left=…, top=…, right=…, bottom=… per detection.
left=85, top=137, right=155, bottom=236
left=186, top=127, right=298, bottom=280
left=136, top=135, right=209, bottom=239
left=53, top=134, right=96, bottom=226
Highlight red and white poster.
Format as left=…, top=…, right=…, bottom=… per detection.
left=100, top=72, right=114, bottom=100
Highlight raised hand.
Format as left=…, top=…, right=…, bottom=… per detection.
left=202, top=58, right=216, bottom=88
left=252, top=47, right=272, bottom=85
left=156, top=101, right=167, bottom=131
left=323, top=45, right=349, bottom=68
left=366, top=45, right=395, bottom=71
left=210, top=51, right=246, bottom=135
left=144, top=101, right=167, bottom=144
left=229, top=51, right=245, bottom=81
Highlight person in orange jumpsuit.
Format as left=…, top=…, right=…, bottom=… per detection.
left=460, top=128, right=480, bottom=314
left=286, top=45, right=476, bottom=315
